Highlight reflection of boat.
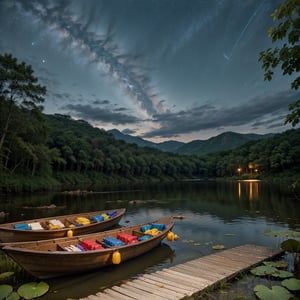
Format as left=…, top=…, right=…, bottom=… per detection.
left=1, top=216, right=174, bottom=279
left=0, top=208, right=126, bottom=243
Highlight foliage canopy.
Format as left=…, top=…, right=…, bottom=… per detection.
left=259, top=0, right=300, bottom=126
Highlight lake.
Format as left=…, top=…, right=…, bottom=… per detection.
left=1, top=180, right=299, bottom=299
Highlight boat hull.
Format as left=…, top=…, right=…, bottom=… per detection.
left=2, top=217, right=174, bottom=279
left=0, top=209, right=126, bottom=243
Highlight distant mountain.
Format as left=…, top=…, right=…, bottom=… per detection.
left=108, top=129, right=274, bottom=155
left=156, top=140, right=184, bottom=152
left=176, top=131, right=274, bottom=155
left=108, top=129, right=155, bottom=148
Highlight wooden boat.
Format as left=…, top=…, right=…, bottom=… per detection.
left=1, top=216, right=174, bottom=279
left=0, top=208, right=126, bottom=243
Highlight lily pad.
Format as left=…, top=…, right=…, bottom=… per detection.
left=271, top=270, right=293, bottom=278
left=263, top=260, right=288, bottom=269
left=264, top=230, right=300, bottom=238
left=254, top=284, right=292, bottom=300
left=0, top=284, right=13, bottom=300
left=250, top=265, right=278, bottom=276
left=282, top=278, right=300, bottom=291
left=251, top=265, right=293, bottom=278
left=212, top=244, right=225, bottom=250
left=17, top=282, right=49, bottom=299
left=281, top=239, right=300, bottom=253
left=0, top=272, right=14, bottom=284
left=6, top=291, right=20, bottom=300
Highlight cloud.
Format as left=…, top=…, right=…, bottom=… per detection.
left=93, top=99, right=110, bottom=105
left=15, top=0, right=158, bottom=117
left=62, top=103, right=141, bottom=125
left=142, top=90, right=297, bottom=138
left=122, top=128, right=137, bottom=135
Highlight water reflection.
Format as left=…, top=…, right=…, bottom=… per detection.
left=237, top=180, right=260, bottom=201
left=0, top=181, right=299, bottom=299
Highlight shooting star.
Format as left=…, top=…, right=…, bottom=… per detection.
left=224, top=0, right=265, bottom=61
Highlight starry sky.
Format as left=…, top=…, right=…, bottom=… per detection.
left=0, top=0, right=298, bottom=142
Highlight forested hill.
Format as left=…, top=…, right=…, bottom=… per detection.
left=0, top=110, right=299, bottom=193
left=45, top=114, right=300, bottom=181
left=109, top=129, right=273, bottom=155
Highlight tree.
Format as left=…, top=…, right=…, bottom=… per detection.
left=259, top=0, right=300, bottom=126
left=0, top=53, right=46, bottom=151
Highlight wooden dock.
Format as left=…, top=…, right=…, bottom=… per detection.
left=79, top=244, right=283, bottom=300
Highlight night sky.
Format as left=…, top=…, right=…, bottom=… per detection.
left=0, top=0, right=298, bottom=142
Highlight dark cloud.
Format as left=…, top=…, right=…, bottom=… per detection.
left=63, top=104, right=141, bottom=125
left=0, top=0, right=294, bottom=141
left=93, top=99, right=110, bottom=105
left=143, top=90, right=297, bottom=138
left=122, top=128, right=137, bottom=135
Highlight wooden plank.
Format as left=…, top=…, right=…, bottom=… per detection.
left=161, top=268, right=215, bottom=286
left=153, top=269, right=208, bottom=289
left=113, top=283, right=168, bottom=300
left=190, top=256, right=248, bottom=271
left=126, top=280, right=183, bottom=299
left=138, top=276, right=192, bottom=295
left=125, top=282, right=171, bottom=300
left=171, top=263, right=224, bottom=281
left=93, top=294, right=116, bottom=300
left=80, top=244, right=283, bottom=300
left=184, top=259, right=241, bottom=274
left=142, top=273, right=196, bottom=293
left=96, top=292, right=116, bottom=300
left=104, top=288, right=135, bottom=300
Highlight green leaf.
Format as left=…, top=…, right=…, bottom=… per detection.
left=281, top=239, right=300, bottom=253
left=272, top=270, right=293, bottom=278
left=263, top=260, right=288, bottom=269
left=6, top=291, right=20, bottom=300
left=254, top=284, right=292, bottom=300
left=251, top=265, right=293, bottom=278
left=212, top=244, right=225, bottom=250
left=0, top=273, right=14, bottom=280
left=250, top=265, right=278, bottom=276
left=264, top=230, right=300, bottom=238
left=0, top=272, right=14, bottom=284
left=0, top=284, right=13, bottom=300
left=282, top=278, right=300, bottom=291
left=17, top=282, right=49, bottom=299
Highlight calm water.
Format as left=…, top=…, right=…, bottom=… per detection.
left=1, top=180, right=299, bottom=299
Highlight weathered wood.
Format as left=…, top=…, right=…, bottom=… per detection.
left=125, top=283, right=174, bottom=299
left=80, top=244, right=283, bottom=300
left=0, top=208, right=126, bottom=243
left=142, top=273, right=197, bottom=293
left=1, top=216, right=174, bottom=279
left=127, top=279, right=183, bottom=299
left=103, top=289, right=134, bottom=300
left=138, top=276, right=192, bottom=296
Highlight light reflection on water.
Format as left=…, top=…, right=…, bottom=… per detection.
left=0, top=180, right=299, bottom=299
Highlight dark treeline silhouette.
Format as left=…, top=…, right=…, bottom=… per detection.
left=0, top=105, right=299, bottom=193
left=0, top=53, right=299, bottom=193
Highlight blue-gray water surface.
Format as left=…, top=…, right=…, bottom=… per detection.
left=0, top=180, right=299, bottom=299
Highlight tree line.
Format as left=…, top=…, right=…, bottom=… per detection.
left=0, top=101, right=299, bottom=193
left=1, top=0, right=300, bottom=192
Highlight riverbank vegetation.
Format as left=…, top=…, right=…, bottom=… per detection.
left=0, top=105, right=299, bottom=193
left=0, top=50, right=299, bottom=193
